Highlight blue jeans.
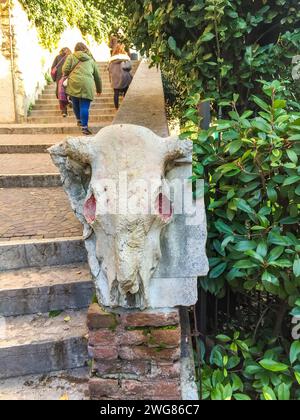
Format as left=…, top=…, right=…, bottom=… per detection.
left=70, top=97, right=91, bottom=128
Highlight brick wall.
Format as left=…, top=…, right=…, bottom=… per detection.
left=87, top=304, right=182, bottom=400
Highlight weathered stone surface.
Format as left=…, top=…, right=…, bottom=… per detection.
left=119, top=346, right=180, bottom=362
left=150, top=327, right=181, bottom=348
left=150, top=361, right=181, bottom=379
left=88, top=345, right=118, bottom=361
left=149, top=277, right=198, bottom=308
left=88, top=329, right=117, bottom=347
left=89, top=378, right=119, bottom=399
left=121, top=309, right=179, bottom=327
left=94, top=360, right=151, bottom=377
left=87, top=303, right=119, bottom=330
left=121, top=379, right=181, bottom=399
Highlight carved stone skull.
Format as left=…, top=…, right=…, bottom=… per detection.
left=49, top=124, right=192, bottom=309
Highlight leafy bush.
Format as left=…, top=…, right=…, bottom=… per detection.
left=197, top=332, right=300, bottom=400
left=184, top=80, right=300, bottom=325
left=126, top=0, right=300, bottom=116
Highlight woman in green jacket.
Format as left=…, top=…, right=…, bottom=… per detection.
left=63, top=43, right=102, bottom=135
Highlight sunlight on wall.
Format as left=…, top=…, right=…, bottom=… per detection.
left=0, top=54, right=15, bottom=122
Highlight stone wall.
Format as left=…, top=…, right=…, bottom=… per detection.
left=88, top=304, right=182, bottom=400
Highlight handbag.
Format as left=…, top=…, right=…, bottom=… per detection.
left=63, top=59, right=82, bottom=88
left=50, top=56, right=66, bottom=82
left=121, top=60, right=132, bottom=72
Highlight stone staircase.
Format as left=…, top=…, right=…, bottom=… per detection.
left=0, top=61, right=139, bottom=399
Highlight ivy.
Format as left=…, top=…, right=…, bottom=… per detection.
left=18, top=0, right=129, bottom=50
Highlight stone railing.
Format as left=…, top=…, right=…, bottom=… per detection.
left=49, top=60, right=209, bottom=400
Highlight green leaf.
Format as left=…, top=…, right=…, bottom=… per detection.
left=252, top=96, right=270, bottom=112
left=216, top=335, right=231, bottom=343
left=263, top=386, right=277, bottom=401
left=215, top=220, right=234, bottom=235
left=273, top=99, right=287, bottom=109
left=209, top=262, right=228, bottom=279
left=269, top=259, right=293, bottom=268
left=226, top=140, right=243, bottom=155
left=236, top=199, right=255, bottom=215
left=267, top=185, right=277, bottom=203
left=290, top=341, right=300, bottom=364
left=283, top=176, right=300, bottom=186
left=234, top=260, right=259, bottom=269
left=259, top=359, right=289, bottom=372
left=245, top=250, right=264, bottom=263
left=168, top=36, right=177, bottom=51
left=234, top=394, right=251, bottom=401
left=295, top=371, right=300, bottom=385
left=277, top=383, right=290, bottom=401
left=287, top=150, right=298, bottom=164
left=293, top=257, right=300, bottom=277
left=257, top=241, right=268, bottom=258
left=234, top=241, right=257, bottom=252
left=288, top=134, right=300, bottom=141
left=262, top=271, right=279, bottom=286
left=268, top=246, right=284, bottom=262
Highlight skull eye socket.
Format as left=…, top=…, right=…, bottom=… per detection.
left=155, top=193, right=173, bottom=222
left=84, top=194, right=96, bottom=224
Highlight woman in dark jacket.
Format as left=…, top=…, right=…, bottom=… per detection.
left=51, top=47, right=71, bottom=117
left=109, top=44, right=132, bottom=109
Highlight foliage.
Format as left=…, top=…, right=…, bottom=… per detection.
left=18, top=0, right=129, bottom=50
left=184, top=81, right=300, bottom=322
left=126, top=0, right=300, bottom=116
left=197, top=332, right=300, bottom=400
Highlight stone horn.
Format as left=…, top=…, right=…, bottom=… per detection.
left=48, top=137, right=93, bottom=164
left=161, top=136, right=193, bottom=164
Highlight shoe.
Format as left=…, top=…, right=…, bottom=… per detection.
left=62, top=113, right=67, bottom=118
left=77, top=120, right=83, bottom=127
left=82, top=127, right=93, bottom=136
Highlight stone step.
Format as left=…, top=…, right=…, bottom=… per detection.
left=30, top=108, right=115, bottom=117
left=0, top=187, right=82, bottom=242
left=0, top=237, right=86, bottom=271
left=43, top=82, right=112, bottom=91
left=27, top=114, right=114, bottom=124
left=0, top=153, right=61, bottom=187
left=0, top=367, right=89, bottom=400
left=0, top=134, right=65, bottom=154
left=0, top=123, right=107, bottom=135
left=40, top=89, right=113, bottom=99
left=0, top=174, right=61, bottom=188
left=0, top=263, right=93, bottom=316
left=0, top=309, right=88, bottom=379
left=35, top=96, right=114, bottom=105
left=32, top=95, right=113, bottom=111
left=32, top=103, right=116, bottom=111
left=0, top=153, right=57, bottom=175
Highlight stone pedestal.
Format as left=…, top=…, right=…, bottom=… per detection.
left=87, top=304, right=182, bottom=400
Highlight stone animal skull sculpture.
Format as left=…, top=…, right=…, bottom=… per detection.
left=49, top=124, right=192, bottom=309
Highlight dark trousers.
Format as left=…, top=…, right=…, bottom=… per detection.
left=70, top=96, right=91, bottom=128
left=114, top=87, right=128, bottom=109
